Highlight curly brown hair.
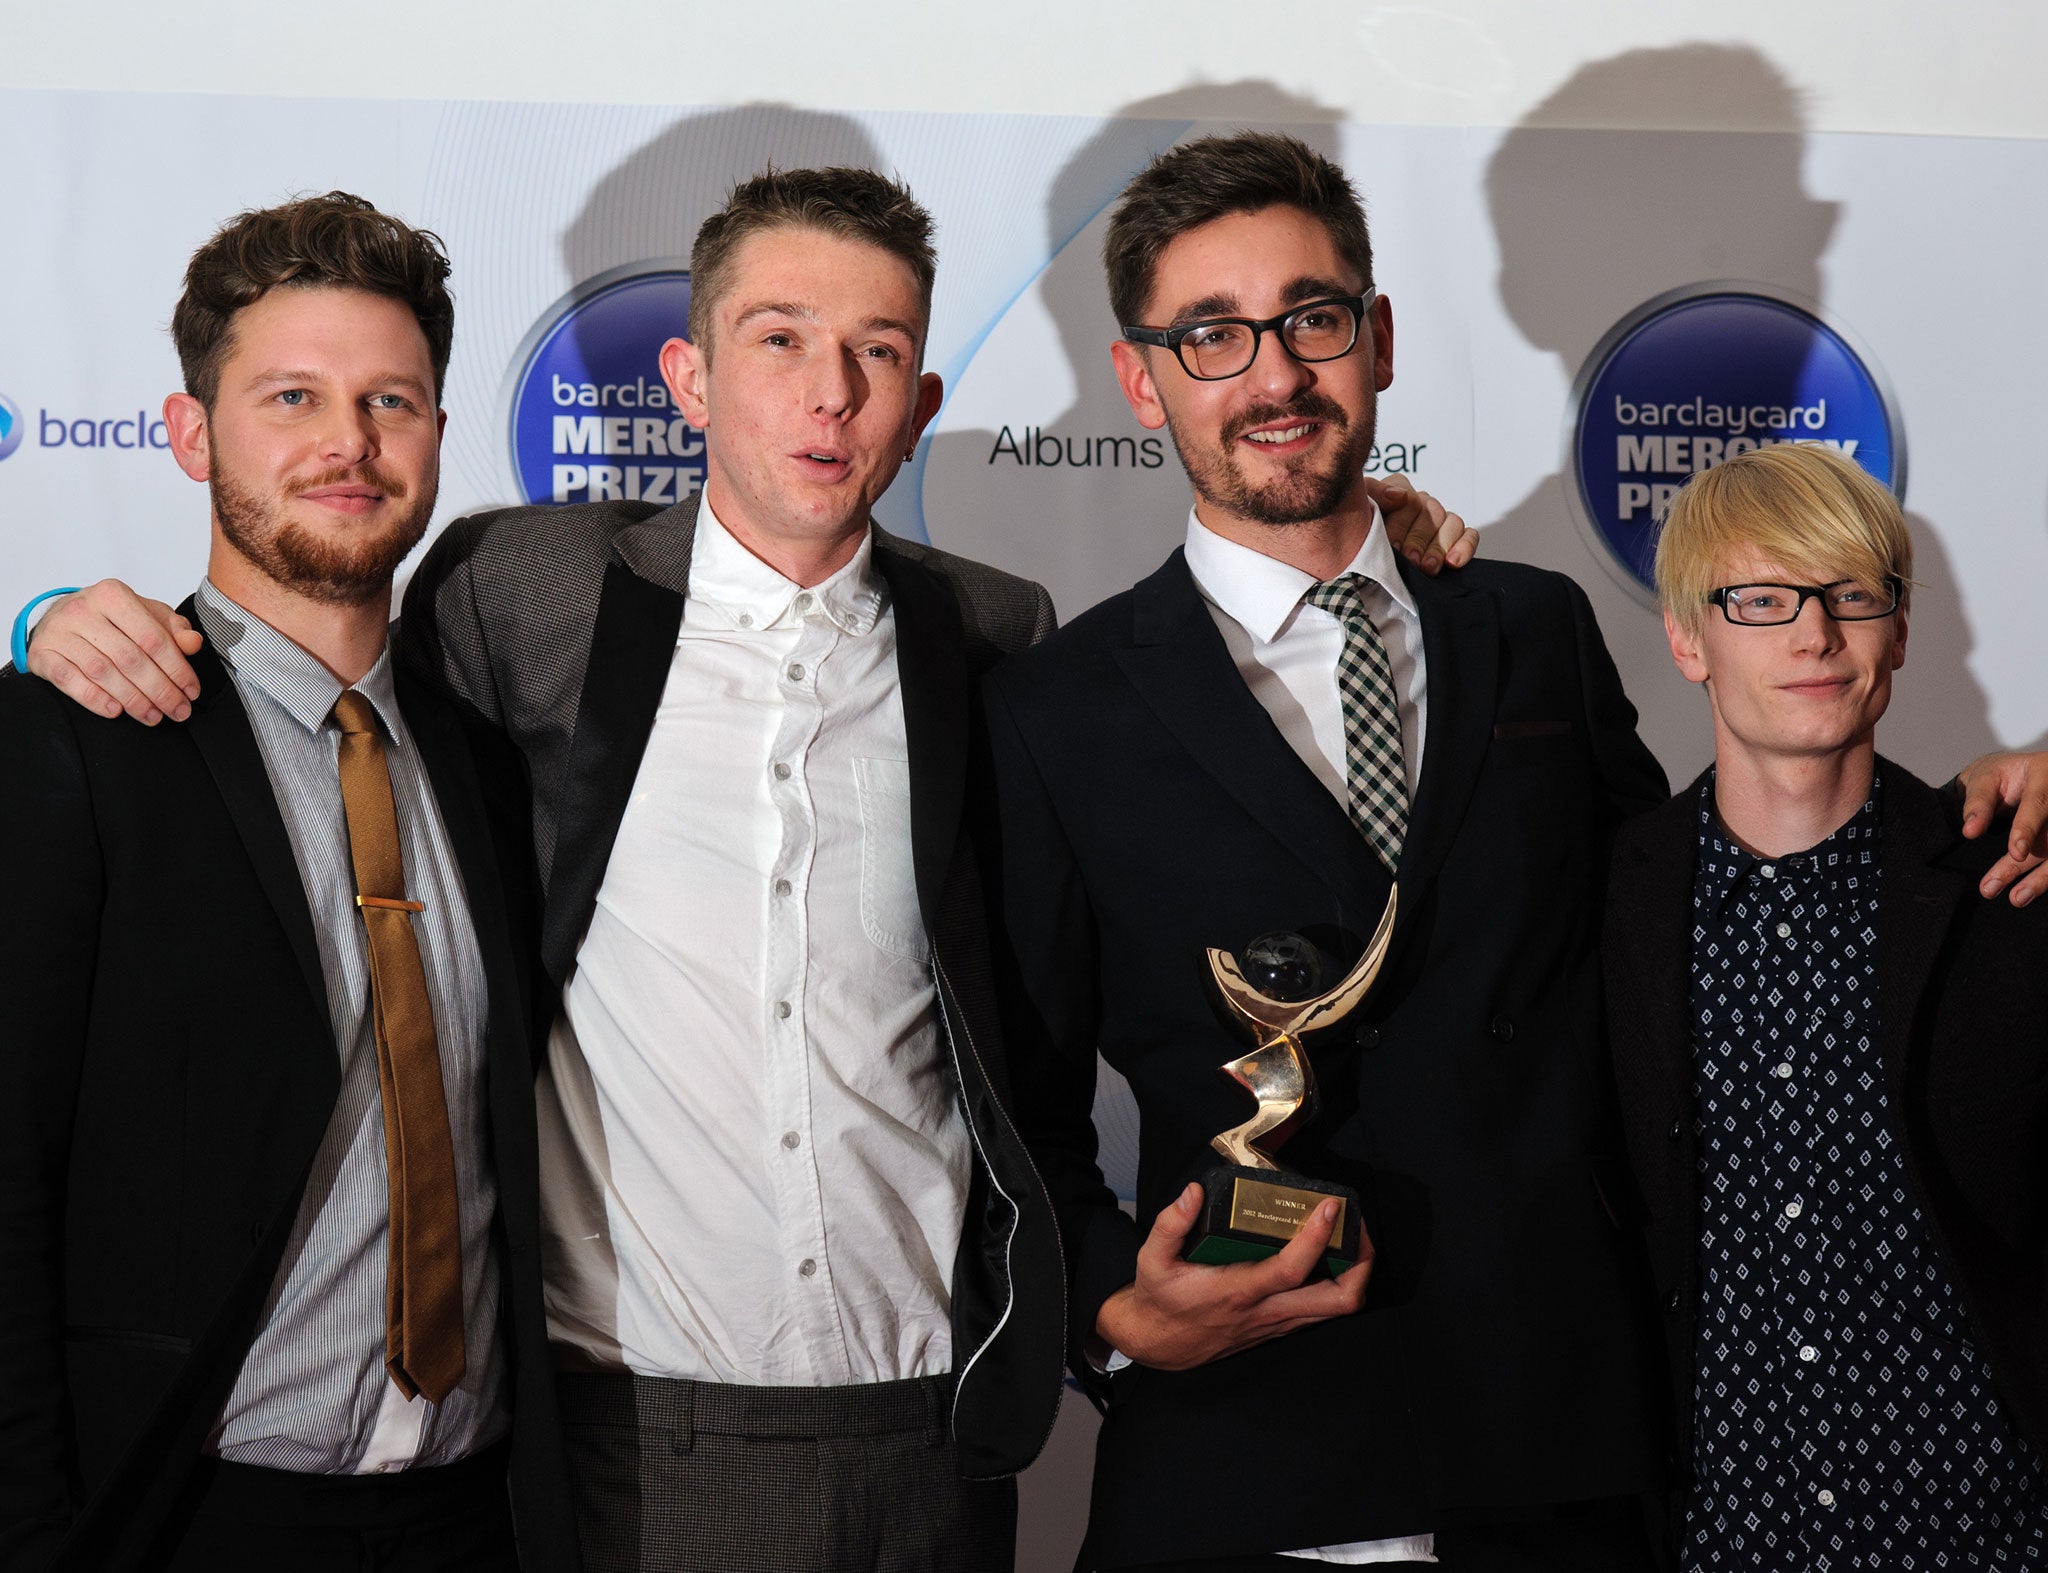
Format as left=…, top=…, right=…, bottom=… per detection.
left=172, top=191, right=454, bottom=409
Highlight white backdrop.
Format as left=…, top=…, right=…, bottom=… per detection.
left=7, top=22, right=2048, bottom=1569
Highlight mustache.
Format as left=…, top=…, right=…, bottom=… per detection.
left=286, top=464, right=409, bottom=500
left=1221, top=395, right=1349, bottom=447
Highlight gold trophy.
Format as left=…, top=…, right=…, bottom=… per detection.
left=1184, top=891, right=1397, bottom=1275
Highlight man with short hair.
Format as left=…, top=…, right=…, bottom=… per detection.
left=1605, top=442, right=2048, bottom=1569
left=986, top=132, right=1673, bottom=1571
left=350, top=166, right=1061, bottom=1573
left=0, top=194, right=572, bottom=1570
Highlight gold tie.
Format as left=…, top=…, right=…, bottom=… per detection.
left=331, top=689, right=466, bottom=1404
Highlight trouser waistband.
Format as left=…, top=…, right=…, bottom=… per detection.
left=556, top=1369, right=955, bottom=1448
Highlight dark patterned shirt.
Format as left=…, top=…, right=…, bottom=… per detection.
left=1685, top=771, right=2047, bottom=1570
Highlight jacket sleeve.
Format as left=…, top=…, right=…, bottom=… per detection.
left=396, top=516, right=506, bottom=727
left=1027, top=583, right=1057, bottom=647
left=981, top=672, right=1141, bottom=1395
left=1566, top=576, right=1669, bottom=829
left=0, top=675, right=103, bottom=1570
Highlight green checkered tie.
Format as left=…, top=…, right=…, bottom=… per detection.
left=1304, top=574, right=1407, bottom=873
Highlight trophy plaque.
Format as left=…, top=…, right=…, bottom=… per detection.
left=1184, top=891, right=1397, bottom=1276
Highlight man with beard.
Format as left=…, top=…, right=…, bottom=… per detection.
left=0, top=194, right=571, bottom=1570
left=981, top=131, right=1679, bottom=1571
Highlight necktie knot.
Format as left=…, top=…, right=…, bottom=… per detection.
left=1305, top=574, right=1372, bottom=624
left=331, top=689, right=379, bottom=737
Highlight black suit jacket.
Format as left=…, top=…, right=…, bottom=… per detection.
left=0, top=629, right=574, bottom=1572
left=985, top=550, right=1673, bottom=1566
left=397, top=495, right=1068, bottom=1477
left=1603, top=758, right=2048, bottom=1536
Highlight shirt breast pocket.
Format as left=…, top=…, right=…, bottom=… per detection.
left=853, top=756, right=931, bottom=963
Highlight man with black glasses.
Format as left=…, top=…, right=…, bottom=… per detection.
left=1605, top=442, right=2048, bottom=1570
left=984, top=130, right=1673, bottom=1572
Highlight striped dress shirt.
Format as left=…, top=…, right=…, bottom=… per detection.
left=194, top=581, right=506, bottom=1473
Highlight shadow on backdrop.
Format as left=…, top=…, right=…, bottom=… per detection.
left=1484, top=43, right=2019, bottom=783
left=561, top=104, right=887, bottom=298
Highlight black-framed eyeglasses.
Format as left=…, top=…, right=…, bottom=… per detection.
left=1120, top=290, right=1376, bottom=381
left=1705, top=575, right=1903, bottom=626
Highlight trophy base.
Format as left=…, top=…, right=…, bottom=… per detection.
left=1184, top=1166, right=1362, bottom=1276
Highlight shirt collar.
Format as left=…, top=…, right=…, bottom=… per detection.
left=193, top=579, right=401, bottom=743
left=1182, top=500, right=1415, bottom=645
left=1695, top=767, right=1882, bottom=910
left=687, top=493, right=886, bottom=636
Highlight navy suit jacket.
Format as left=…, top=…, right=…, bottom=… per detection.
left=986, top=550, right=1672, bottom=1566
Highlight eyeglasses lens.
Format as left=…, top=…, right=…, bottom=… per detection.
left=1725, top=581, right=1898, bottom=623
left=1182, top=301, right=1361, bottom=379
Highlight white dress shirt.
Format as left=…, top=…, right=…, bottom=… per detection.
left=1184, top=505, right=1427, bottom=807
left=1181, top=506, right=1436, bottom=1566
left=537, top=500, right=970, bottom=1386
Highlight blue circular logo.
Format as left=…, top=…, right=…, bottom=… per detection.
left=1569, top=285, right=1904, bottom=600
left=501, top=262, right=703, bottom=508
left=0, top=394, right=23, bottom=461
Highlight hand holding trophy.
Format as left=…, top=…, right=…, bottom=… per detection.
left=1184, top=891, right=1398, bottom=1277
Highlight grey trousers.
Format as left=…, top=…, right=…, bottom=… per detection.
left=559, top=1370, right=1017, bottom=1573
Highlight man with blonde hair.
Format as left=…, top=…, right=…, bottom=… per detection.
left=1604, top=441, right=2048, bottom=1570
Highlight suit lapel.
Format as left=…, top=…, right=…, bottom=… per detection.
left=873, top=543, right=968, bottom=933
left=1115, top=551, right=1383, bottom=911
left=1605, top=783, right=1701, bottom=1160
left=180, top=625, right=327, bottom=1018
left=1875, top=759, right=1969, bottom=1109
left=540, top=556, right=689, bottom=983
left=1390, top=563, right=1498, bottom=954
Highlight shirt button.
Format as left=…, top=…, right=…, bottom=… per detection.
left=1489, top=1014, right=1515, bottom=1043
left=788, top=662, right=806, bottom=682
left=773, top=762, right=791, bottom=780
left=774, top=878, right=792, bottom=896
left=1799, top=1344, right=1818, bottom=1362
left=798, top=1258, right=817, bottom=1277
left=1775, top=1063, right=1794, bottom=1078
left=737, top=612, right=754, bottom=628
left=795, top=592, right=813, bottom=612
left=1775, top=922, right=1792, bottom=938
left=781, top=1131, right=801, bottom=1150
left=1784, top=1200, right=1803, bottom=1219
left=1761, top=864, right=1776, bottom=879
left=1817, top=1488, right=1836, bottom=1508
left=776, top=1000, right=792, bottom=1019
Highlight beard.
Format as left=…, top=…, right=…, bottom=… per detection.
left=212, top=461, right=434, bottom=607
left=1166, top=387, right=1377, bottom=527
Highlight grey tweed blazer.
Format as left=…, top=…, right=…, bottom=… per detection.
left=396, top=494, right=1067, bottom=1479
